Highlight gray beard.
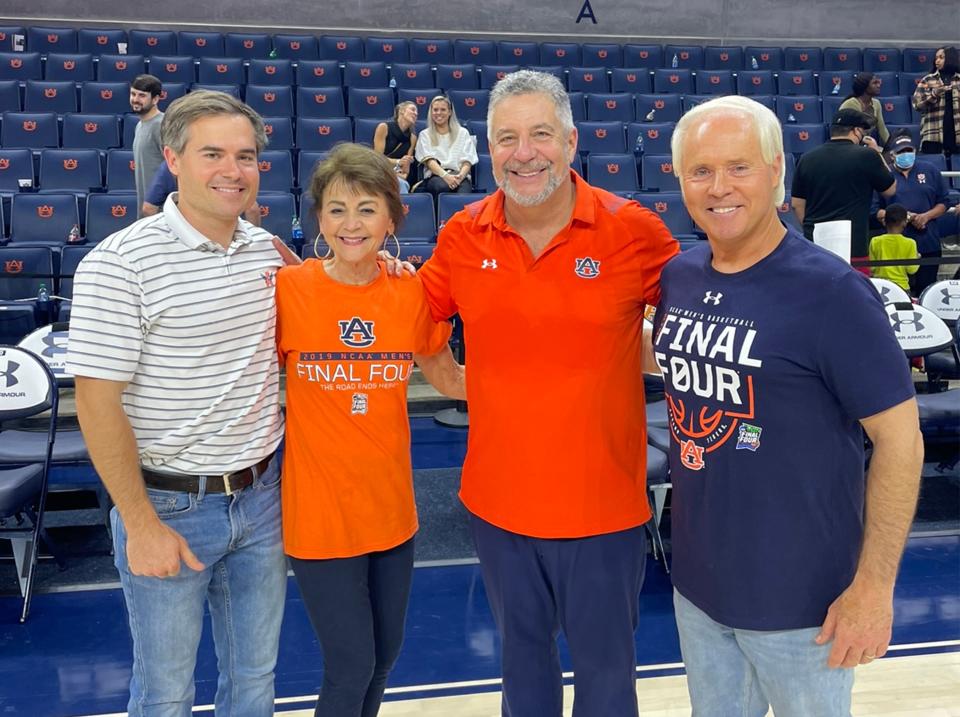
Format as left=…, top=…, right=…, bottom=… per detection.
left=497, top=169, right=563, bottom=207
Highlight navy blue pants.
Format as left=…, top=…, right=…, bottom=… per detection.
left=470, top=514, right=647, bottom=717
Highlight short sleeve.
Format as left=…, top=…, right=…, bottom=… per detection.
left=867, top=152, right=895, bottom=194
left=414, top=131, right=434, bottom=163
left=418, top=223, right=459, bottom=321
left=815, top=271, right=915, bottom=420
left=461, top=129, right=479, bottom=166
left=620, top=200, right=680, bottom=307
left=65, top=248, right=144, bottom=381
left=144, top=163, right=174, bottom=206
left=410, top=277, right=453, bottom=355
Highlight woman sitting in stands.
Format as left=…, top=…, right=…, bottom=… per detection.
left=373, top=101, right=418, bottom=193
left=414, top=95, right=478, bottom=199
left=913, top=46, right=960, bottom=155
left=276, top=143, right=465, bottom=717
left=839, top=72, right=890, bottom=147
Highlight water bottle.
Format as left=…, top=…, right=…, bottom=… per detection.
left=634, top=131, right=644, bottom=156
left=787, top=113, right=796, bottom=123
left=291, top=214, right=303, bottom=243
left=389, top=77, right=397, bottom=89
left=750, top=56, right=759, bottom=70
left=268, top=47, right=278, bottom=59
left=831, top=79, right=841, bottom=95
left=37, top=283, right=51, bottom=323
left=671, top=53, right=679, bottom=68
left=644, top=108, right=656, bottom=122
left=67, top=224, right=82, bottom=244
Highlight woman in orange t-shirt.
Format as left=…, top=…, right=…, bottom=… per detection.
left=276, top=143, right=464, bottom=717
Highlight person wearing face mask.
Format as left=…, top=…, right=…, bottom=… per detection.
left=913, top=46, right=960, bottom=156
left=875, top=134, right=949, bottom=293
left=791, top=108, right=896, bottom=273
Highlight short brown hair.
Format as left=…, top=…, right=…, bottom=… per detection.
left=307, top=143, right=405, bottom=231
left=161, top=90, right=267, bottom=155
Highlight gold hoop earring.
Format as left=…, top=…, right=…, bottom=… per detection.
left=382, top=233, right=400, bottom=261
left=313, top=232, right=333, bottom=259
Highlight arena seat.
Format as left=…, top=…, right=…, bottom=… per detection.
left=24, top=80, right=77, bottom=114
left=695, top=70, right=735, bottom=95
left=540, top=42, right=581, bottom=68
left=497, top=41, right=538, bottom=65
left=736, top=70, right=775, bottom=95
left=410, top=39, right=454, bottom=65
left=197, top=57, right=244, bottom=86
left=447, top=89, right=489, bottom=122
left=577, top=121, right=627, bottom=156
left=610, top=68, right=652, bottom=94
left=638, top=191, right=693, bottom=234
left=775, top=95, right=822, bottom=124
left=364, top=37, right=410, bottom=63
left=784, top=46, right=823, bottom=71
left=744, top=46, right=783, bottom=71
left=245, top=84, right=294, bottom=117
left=629, top=122, right=674, bottom=155
left=9, top=193, right=80, bottom=244
left=0, top=52, right=42, bottom=82
left=224, top=33, right=272, bottom=59
left=704, top=46, right=744, bottom=70
left=0, top=80, right=21, bottom=111
left=84, top=192, right=137, bottom=243
left=582, top=43, right=622, bottom=68
left=397, top=193, right=436, bottom=243
left=652, top=68, right=694, bottom=94
left=863, top=48, right=902, bottom=72
left=479, top=64, right=520, bottom=90
left=823, top=47, right=862, bottom=71
left=274, top=34, right=320, bottom=61
left=635, top=94, right=682, bottom=123
left=640, top=154, right=679, bottom=192
left=391, top=63, right=434, bottom=90
left=453, top=40, right=496, bottom=65
left=128, top=30, right=177, bottom=56
left=343, top=61, right=390, bottom=89
left=295, top=118, right=353, bottom=151
left=1, top=111, right=59, bottom=149
left=177, top=31, right=225, bottom=58
left=319, top=35, right=363, bottom=63
left=44, top=53, right=94, bottom=82
left=255, top=150, right=294, bottom=193
left=61, top=113, right=120, bottom=150
left=96, top=54, right=145, bottom=83
left=146, top=55, right=196, bottom=85
left=623, top=44, right=663, bottom=69
left=568, top=67, right=610, bottom=93
left=78, top=28, right=127, bottom=55
left=295, top=60, right=341, bottom=88
left=586, top=92, right=635, bottom=122
left=260, top=117, right=295, bottom=150
left=664, top=45, right=704, bottom=69
left=255, top=192, right=297, bottom=243
left=28, top=27, right=78, bottom=54
left=346, top=87, right=394, bottom=120
left=436, top=64, right=479, bottom=91
left=587, top=153, right=639, bottom=192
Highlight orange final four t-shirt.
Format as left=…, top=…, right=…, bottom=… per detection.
left=418, top=172, right=679, bottom=538
left=276, top=260, right=452, bottom=559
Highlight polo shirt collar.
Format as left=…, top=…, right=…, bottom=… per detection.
left=476, top=169, right=597, bottom=231
left=162, top=192, right=253, bottom=252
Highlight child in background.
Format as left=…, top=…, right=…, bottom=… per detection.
left=870, top=203, right=919, bottom=293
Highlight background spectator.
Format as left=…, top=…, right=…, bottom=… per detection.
left=374, top=101, right=418, bottom=193
left=912, top=46, right=960, bottom=155
left=414, top=95, right=477, bottom=200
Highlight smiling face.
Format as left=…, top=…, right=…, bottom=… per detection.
left=430, top=98, right=451, bottom=130
left=318, top=180, right=395, bottom=269
left=129, top=87, right=158, bottom=116
left=398, top=102, right=418, bottom=127
left=677, top=111, right=782, bottom=250
left=489, top=92, right=577, bottom=208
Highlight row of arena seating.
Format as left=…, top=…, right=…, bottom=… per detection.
left=0, top=28, right=942, bottom=71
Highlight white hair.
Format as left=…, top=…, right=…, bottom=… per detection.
left=671, top=95, right=786, bottom=206
left=486, top=69, right=575, bottom=142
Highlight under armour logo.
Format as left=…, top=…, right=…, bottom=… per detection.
left=940, top=287, right=960, bottom=305
left=889, top=312, right=924, bottom=333
left=0, top=360, right=19, bottom=388
left=481, top=259, right=497, bottom=270
left=703, top=291, right=723, bottom=305
left=40, top=332, right=67, bottom=360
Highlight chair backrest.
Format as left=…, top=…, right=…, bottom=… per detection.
left=635, top=94, right=682, bottom=123
left=1, top=111, right=59, bottom=149
left=44, top=53, right=95, bottom=82
left=919, top=280, right=960, bottom=324
left=61, top=113, right=121, bottom=150
left=275, top=34, right=320, bottom=61
left=80, top=81, right=131, bottom=114
left=704, top=46, right=744, bottom=70
left=84, top=192, right=137, bottom=243
left=586, top=92, right=635, bottom=122
left=255, top=192, right=297, bottom=242
left=0, top=148, right=35, bottom=191
left=784, top=46, right=823, bottom=71
left=823, top=47, right=862, bottom=71
left=295, top=60, right=342, bottom=87
left=105, top=148, right=136, bottom=191
left=128, top=30, right=177, bottom=56
left=397, top=193, right=436, bottom=241
left=664, top=45, right=704, bottom=69
left=225, top=33, right=272, bottom=59
left=629, top=121, right=674, bottom=155
left=247, top=58, right=293, bottom=86
left=0, top=52, right=42, bottom=82
left=479, top=64, right=520, bottom=90
left=582, top=43, right=622, bottom=68
left=28, top=26, right=78, bottom=54
left=177, top=31, right=225, bottom=58
left=736, top=70, right=775, bottom=95
left=623, top=44, right=663, bottom=69
left=197, top=57, right=245, bottom=85
left=454, top=40, right=496, bottom=65
left=869, top=277, right=912, bottom=305
left=39, top=148, right=103, bottom=191
left=347, top=87, right=394, bottom=120
left=437, top=192, right=486, bottom=227
left=744, top=46, right=784, bottom=71
left=0, top=345, right=56, bottom=420
left=245, top=84, right=294, bottom=117
left=436, top=64, right=479, bottom=91
left=295, top=118, right=353, bottom=151
left=777, top=70, right=816, bottom=95
left=447, top=90, right=489, bottom=122
left=96, top=54, right=146, bottom=82
left=24, top=80, right=78, bottom=113
left=497, top=41, right=538, bottom=65
left=568, top=67, right=611, bottom=94
left=0, top=246, right=54, bottom=300
left=652, top=68, right=694, bottom=94
left=637, top=191, right=694, bottom=234
left=343, top=61, right=390, bottom=88
left=318, top=35, right=362, bottom=62
left=260, top=116, right=294, bottom=151
left=641, top=154, right=680, bottom=191
left=776, top=96, right=822, bottom=125
left=296, top=86, right=346, bottom=118
left=364, top=37, right=410, bottom=63
left=884, top=302, right=954, bottom=357
left=863, top=48, right=901, bottom=73
left=0, top=79, right=20, bottom=111
left=410, top=39, right=454, bottom=64
left=256, top=150, right=294, bottom=193
left=587, top=154, right=639, bottom=192
left=391, top=62, right=434, bottom=90
left=78, top=28, right=127, bottom=55
left=695, top=70, right=735, bottom=95
left=577, top=121, right=627, bottom=155
left=10, top=193, right=79, bottom=244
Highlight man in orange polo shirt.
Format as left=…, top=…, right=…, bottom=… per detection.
left=419, top=70, right=678, bottom=716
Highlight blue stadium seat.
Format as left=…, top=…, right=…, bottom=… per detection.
left=473, top=154, right=495, bottom=192
left=319, top=36, right=363, bottom=63
left=96, top=54, right=145, bottom=82
left=391, top=63, right=434, bottom=89
left=397, top=243, right=434, bottom=269
left=568, top=67, right=610, bottom=93
left=437, top=64, right=478, bottom=91
left=902, top=48, right=937, bottom=74
left=641, top=154, right=679, bottom=191
left=352, top=118, right=381, bottom=147
left=577, top=121, right=626, bottom=155
left=880, top=96, right=913, bottom=125
left=479, top=65, right=520, bottom=90
left=820, top=95, right=845, bottom=121
left=274, top=34, right=320, bottom=61
left=587, top=154, right=639, bottom=192
left=497, top=41, right=538, bottom=65
left=84, top=192, right=137, bottom=243
left=296, top=117, right=353, bottom=151
left=530, top=66, right=565, bottom=83
left=39, top=149, right=102, bottom=193
left=652, top=68, right=693, bottom=94
left=128, top=30, right=177, bottom=56
left=295, top=60, right=341, bottom=87
left=410, top=39, right=454, bottom=65
left=24, top=81, right=77, bottom=114
left=177, top=31, right=224, bottom=58
left=540, top=43, right=581, bottom=68
left=681, top=95, right=713, bottom=113
left=737, top=70, right=775, bottom=95
left=0, top=80, right=20, bottom=111
left=245, top=85, right=294, bottom=117
left=695, top=70, right=735, bottom=95
left=630, top=122, right=674, bottom=155
left=255, top=192, right=297, bottom=242
left=623, top=44, right=663, bottom=69
left=437, top=193, right=486, bottom=227
left=639, top=191, right=693, bottom=234
left=635, top=94, right=682, bottom=123
left=777, top=70, right=816, bottom=96
left=397, top=193, right=436, bottom=242
left=0, top=52, right=41, bottom=81
left=1, top=111, right=58, bottom=149
left=156, top=82, right=187, bottom=112
left=586, top=93, right=635, bottom=122
left=78, top=28, right=126, bottom=55
left=447, top=89, right=489, bottom=122
left=347, top=87, right=394, bottom=119
left=396, top=88, right=442, bottom=111
left=44, top=53, right=94, bottom=82
left=0, top=246, right=54, bottom=300
left=0, top=149, right=34, bottom=200
left=776, top=96, right=822, bottom=124
left=364, top=37, right=410, bottom=63
left=748, top=95, right=777, bottom=111
left=610, top=68, right=651, bottom=94
left=295, top=86, right=346, bottom=118
left=871, top=71, right=898, bottom=96
left=146, top=55, right=195, bottom=84
left=28, top=27, right=78, bottom=54
left=899, top=72, right=925, bottom=97
left=0, top=26, right=25, bottom=53
left=863, top=48, right=901, bottom=72
left=664, top=45, right=704, bottom=69
left=582, top=44, right=622, bottom=68
left=191, top=83, right=240, bottom=99
left=343, top=61, right=390, bottom=89
left=9, top=193, right=79, bottom=244
left=704, top=46, right=744, bottom=70
left=58, top=244, right=95, bottom=300
left=246, top=59, right=292, bottom=86
left=818, top=70, right=856, bottom=97
left=823, top=47, right=861, bottom=71
left=255, top=150, right=294, bottom=193
left=261, top=117, right=294, bottom=151
left=744, top=46, right=784, bottom=71
left=783, top=123, right=827, bottom=155
left=297, top=151, right=328, bottom=192
left=783, top=153, right=796, bottom=190
left=62, top=113, right=120, bottom=150
left=105, top=149, right=135, bottom=192
left=466, top=120, right=487, bottom=146
left=197, top=57, right=244, bottom=85
left=224, top=33, right=272, bottom=59
left=784, top=47, right=823, bottom=71
left=453, top=40, right=496, bottom=65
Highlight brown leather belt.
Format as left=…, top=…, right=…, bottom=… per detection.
left=141, top=455, right=273, bottom=495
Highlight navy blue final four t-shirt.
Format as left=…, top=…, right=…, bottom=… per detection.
left=653, top=228, right=915, bottom=631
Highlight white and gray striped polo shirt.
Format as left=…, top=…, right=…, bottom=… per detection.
left=66, top=193, right=284, bottom=474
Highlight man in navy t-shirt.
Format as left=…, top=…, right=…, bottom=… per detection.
left=648, top=95, right=923, bottom=715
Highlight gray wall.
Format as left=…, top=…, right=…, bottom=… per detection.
left=1, top=0, right=957, bottom=44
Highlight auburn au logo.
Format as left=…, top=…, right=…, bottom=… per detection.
left=44, top=87, right=58, bottom=98
left=110, top=205, right=127, bottom=217
left=719, top=52, right=728, bottom=61
left=452, top=70, right=463, bottom=79
left=264, top=124, right=273, bottom=135
left=128, top=159, right=136, bottom=170
left=37, top=205, right=54, bottom=218
left=660, top=162, right=673, bottom=173
left=194, top=37, right=207, bottom=47
left=290, top=41, right=301, bottom=50
left=680, top=51, right=689, bottom=60
left=243, top=39, right=254, bottom=49
left=679, top=439, right=705, bottom=470
left=402, top=203, right=410, bottom=215
left=555, top=49, right=566, bottom=58
left=574, top=256, right=601, bottom=279
left=626, top=73, right=637, bottom=82
left=165, top=64, right=178, bottom=73
left=583, top=73, right=594, bottom=82
left=799, top=52, right=808, bottom=61
left=792, top=76, right=803, bottom=85
left=415, top=96, right=427, bottom=105
left=146, top=36, right=158, bottom=46
left=4, top=260, right=23, bottom=273
left=382, top=44, right=393, bottom=53
left=318, top=125, right=331, bottom=135
left=47, top=34, right=59, bottom=43
left=496, top=71, right=506, bottom=80
left=366, top=95, right=379, bottom=105
left=63, top=159, right=78, bottom=170
left=313, top=67, right=326, bottom=76
left=605, top=99, right=617, bottom=109
left=334, top=41, right=345, bottom=50
left=647, top=129, right=659, bottom=139
left=606, top=163, right=620, bottom=174
left=655, top=201, right=667, bottom=212
left=263, top=92, right=276, bottom=102
left=513, top=47, right=523, bottom=56
left=10, top=58, right=22, bottom=68
left=669, top=74, right=680, bottom=84
left=426, top=44, right=437, bottom=53
left=654, top=100, right=665, bottom=109
left=838, top=53, right=847, bottom=61
left=115, top=61, right=127, bottom=70
left=639, top=50, right=649, bottom=58
left=258, top=160, right=271, bottom=171
left=710, top=75, right=720, bottom=84
left=594, top=128, right=607, bottom=138
left=794, top=102, right=805, bottom=111
left=63, top=60, right=75, bottom=70
left=878, top=54, right=887, bottom=62
left=407, top=69, right=417, bottom=78
left=598, top=49, right=608, bottom=58
left=752, top=76, right=762, bottom=85
left=760, top=53, right=770, bottom=61
left=96, top=35, right=108, bottom=44
left=314, top=93, right=327, bottom=103
left=884, top=102, right=894, bottom=112
left=798, top=131, right=809, bottom=141
left=262, top=65, right=276, bottom=75
left=360, top=67, right=371, bottom=77
left=469, top=46, right=479, bottom=55
left=216, top=64, right=228, bottom=73
left=831, top=76, right=841, bottom=85
left=339, top=316, right=376, bottom=348
left=259, top=204, right=269, bottom=217
left=22, top=120, right=36, bottom=131
left=0, top=159, right=9, bottom=169
left=464, top=97, right=476, bottom=107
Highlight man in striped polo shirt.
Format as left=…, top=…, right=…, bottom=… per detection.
left=67, top=91, right=286, bottom=716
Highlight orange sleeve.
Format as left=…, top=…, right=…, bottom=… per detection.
left=411, top=277, right=453, bottom=355
left=418, top=222, right=459, bottom=322
left=619, top=200, right=680, bottom=307
left=275, top=265, right=293, bottom=363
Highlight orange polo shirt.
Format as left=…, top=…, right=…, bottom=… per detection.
left=277, top=261, right=452, bottom=559
left=419, top=172, right=678, bottom=538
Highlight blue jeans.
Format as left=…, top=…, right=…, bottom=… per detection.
left=674, top=590, right=854, bottom=717
left=112, top=456, right=287, bottom=717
